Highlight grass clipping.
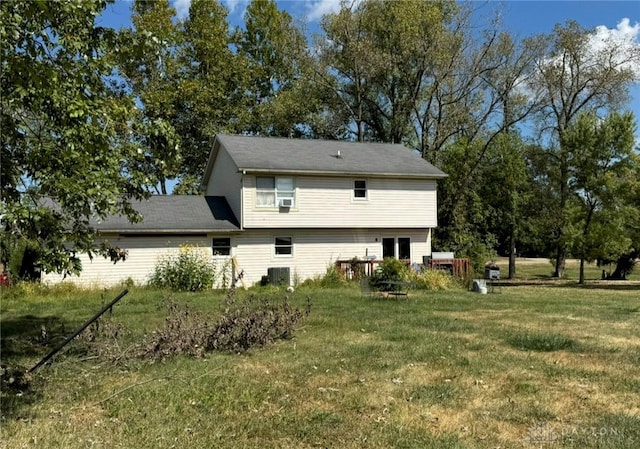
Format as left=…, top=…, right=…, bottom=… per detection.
left=135, top=288, right=311, bottom=360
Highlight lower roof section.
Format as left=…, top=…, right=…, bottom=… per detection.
left=93, top=195, right=240, bottom=233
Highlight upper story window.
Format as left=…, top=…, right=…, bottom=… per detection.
left=256, top=176, right=295, bottom=207
left=354, top=180, right=367, bottom=199
left=212, top=237, right=231, bottom=256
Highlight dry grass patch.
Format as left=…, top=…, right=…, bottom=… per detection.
left=2, top=284, right=640, bottom=448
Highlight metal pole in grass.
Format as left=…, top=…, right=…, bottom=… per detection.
left=28, top=289, right=129, bottom=373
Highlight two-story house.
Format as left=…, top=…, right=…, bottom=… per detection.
left=43, top=135, right=447, bottom=287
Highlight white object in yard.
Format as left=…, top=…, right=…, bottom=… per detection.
left=472, top=279, right=487, bottom=294
left=286, top=286, right=295, bottom=293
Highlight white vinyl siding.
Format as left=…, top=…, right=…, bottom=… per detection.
left=204, top=147, right=242, bottom=221
left=41, top=235, right=212, bottom=288
left=243, top=175, right=437, bottom=228
left=231, top=228, right=431, bottom=286
left=42, top=229, right=431, bottom=288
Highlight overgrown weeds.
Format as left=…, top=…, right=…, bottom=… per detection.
left=4, top=288, right=311, bottom=370
left=135, top=288, right=311, bottom=360
left=209, top=288, right=311, bottom=353
left=301, top=263, right=346, bottom=288
left=75, top=316, right=132, bottom=361
left=148, top=245, right=217, bottom=291
left=408, top=269, right=460, bottom=290
left=134, top=297, right=212, bottom=360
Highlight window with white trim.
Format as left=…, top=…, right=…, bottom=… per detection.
left=256, top=176, right=295, bottom=207
left=354, top=180, right=367, bottom=199
left=382, top=237, right=411, bottom=260
left=212, top=237, right=231, bottom=256
left=275, top=236, right=293, bottom=256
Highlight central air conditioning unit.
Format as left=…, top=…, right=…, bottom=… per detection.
left=267, top=267, right=290, bottom=285
left=279, top=198, right=294, bottom=208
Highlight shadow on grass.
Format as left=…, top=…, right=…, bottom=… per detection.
left=0, top=315, right=79, bottom=421
left=0, top=370, right=44, bottom=422
left=559, top=413, right=640, bottom=449
left=494, top=279, right=640, bottom=291
left=506, top=332, right=579, bottom=352
left=0, top=315, right=70, bottom=359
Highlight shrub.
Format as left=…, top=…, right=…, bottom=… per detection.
left=148, top=245, right=216, bottom=292
left=348, top=257, right=365, bottom=280
left=300, top=263, right=345, bottom=288
left=370, top=257, right=408, bottom=290
left=408, top=269, right=458, bottom=291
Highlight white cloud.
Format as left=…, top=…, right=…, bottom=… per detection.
left=306, top=0, right=343, bottom=22
left=173, top=0, right=191, bottom=19
left=173, top=0, right=351, bottom=24
left=589, top=18, right=640, bottom=77
left=539, top=18, right=640, bottom=82
left=222, top=0, right=248, bottom=15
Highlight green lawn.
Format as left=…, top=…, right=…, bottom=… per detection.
left=1, top=280, right=639, bottom=448
left=494, top=257, right=640, bottom=282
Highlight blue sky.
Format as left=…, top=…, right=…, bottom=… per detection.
left=100, top=0, right=639, bottom=117
left=101, top=1, right=640, bottom=35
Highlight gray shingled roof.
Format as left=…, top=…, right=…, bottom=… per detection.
left=214, top=134, right=447, bottom=178
left=91, top=196, right=239, bottom=233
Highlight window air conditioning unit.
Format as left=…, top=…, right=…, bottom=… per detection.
left=279, top=198, right=294, bottom=208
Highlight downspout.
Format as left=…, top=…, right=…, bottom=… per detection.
left=240, top=170, right=246, bottom=230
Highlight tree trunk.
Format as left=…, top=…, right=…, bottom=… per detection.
left=578, top=205, right=595, bottom=284
left=553, top=142, right=569, bottom=279
left=553, top=246, right=566, bottom=278
left=508, top=226, right=516, bottom=279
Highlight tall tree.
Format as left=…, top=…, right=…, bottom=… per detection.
left=562, top=111, right=638, bottom=283
left=316, top=0, right=457, bottom=143
left=234, top=0, right=310, bottom=136
left=1, top=0, right=148, bottom=275
left=420, top=9, right=542, bottom=268
left=479, top=31, right=544, bottom=277
left=177, top=0, right=239, bottom=183
left=479, top=132, right=532, bottom=278
left=117, top=0, right=183, bottom=195
left=528, top=20, right=640, bottom=277
left=313, top=0, right=384, bottom=141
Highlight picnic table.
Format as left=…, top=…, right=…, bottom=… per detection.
left=379, top=281, right=413, bottom=298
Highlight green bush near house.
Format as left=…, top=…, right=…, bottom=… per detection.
left=148, top=245, right=217, bottom=292
left=370, top=257, right=409, bottom=290
left=301, top=263, right=346, bottom=288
